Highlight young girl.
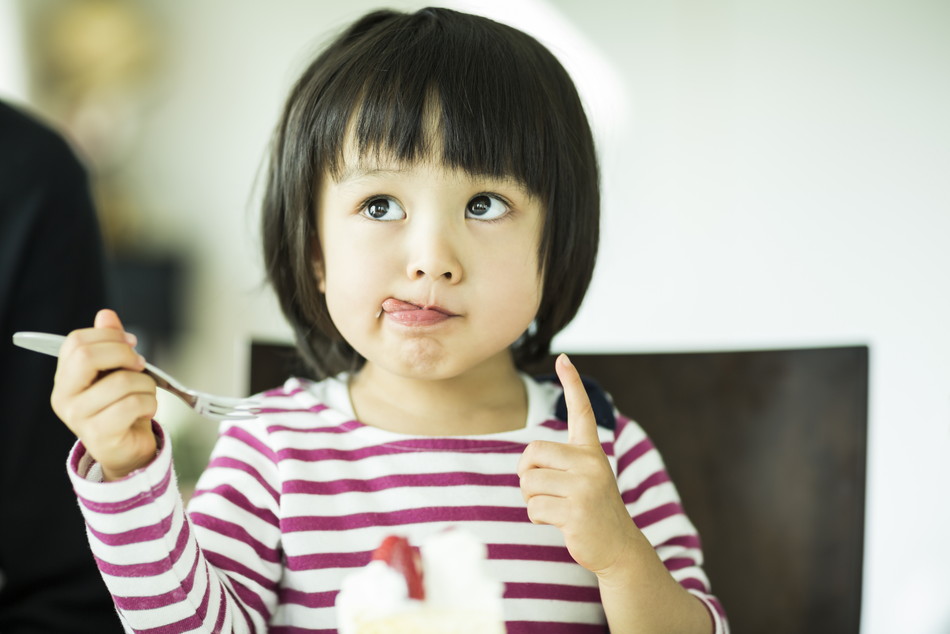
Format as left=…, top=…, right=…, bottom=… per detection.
left=51, top=8, right=727, bottom=633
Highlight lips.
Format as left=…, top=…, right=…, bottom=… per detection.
left=381, top=298, right=457, bottom=326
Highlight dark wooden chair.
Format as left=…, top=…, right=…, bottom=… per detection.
left=249, top=342, right=868, bottom=633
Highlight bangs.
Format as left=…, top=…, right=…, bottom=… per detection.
left=317, top=10, right=560, bottom=200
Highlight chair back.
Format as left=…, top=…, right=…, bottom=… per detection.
left=249, top=343, right=868, bottom=633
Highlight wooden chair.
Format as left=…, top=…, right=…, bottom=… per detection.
left=249, top=342, right=868, bottom=633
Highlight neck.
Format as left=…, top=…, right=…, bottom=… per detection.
left=348, top=353, right=527, bottom=435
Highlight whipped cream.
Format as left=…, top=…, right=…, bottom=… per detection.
left=422, top=529, right=503, bottom=618
left=336, top=560, right=421, bottom=634
left=336, top=529, right=505, bottom=634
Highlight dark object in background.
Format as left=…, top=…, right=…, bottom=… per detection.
left=531, top=348, right=869, bottom=634
left=0, top=101, right=124, bottom=632
left=250, top=342, right=868, bottom=634
left=107, top=252, right=183, bottom=360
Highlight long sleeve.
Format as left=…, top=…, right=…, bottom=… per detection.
left=613, top=415, right=729, bottom=633
left=66, top=420, right=283, bottom=633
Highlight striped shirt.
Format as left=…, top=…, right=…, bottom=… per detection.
left=67, top=374, right=728, bottom=633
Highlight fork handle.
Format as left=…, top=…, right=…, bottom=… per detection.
left=12, top=332, right=67, bottom=356
left=13, top=332, right=197, bottom=408
left=141, top=366, right=197, bottom=408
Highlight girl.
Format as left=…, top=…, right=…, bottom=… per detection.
left=51, top=8, right=727, bottom=633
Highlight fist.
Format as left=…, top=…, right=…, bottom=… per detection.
left=51, top=309, right=158, bottom=480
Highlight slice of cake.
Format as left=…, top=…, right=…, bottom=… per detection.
left=336, top=530, right=505, bottom=633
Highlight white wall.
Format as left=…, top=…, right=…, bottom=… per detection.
left=545, top=3, right=950, bottom=632
left=0, top=0, right=26, bottom=103
left=4, top=1, right=948, bottom=631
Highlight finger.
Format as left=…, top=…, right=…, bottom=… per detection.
left=517, top=440, right=578, bottom=477
left=58, top=326, right=138, bottom=361
left=54, top=337, right=146, bottom=398
left=74, top=392, right=159, bottom=449
left=525, top=494, right=569, bottom=527
left=555, top=354, right=600, bottom=447
left=519, top=467, right=573, bottom=502
left=86, top=392, right=158, bottom=437
left=93, top=308, right=139, bottom=349
left=64, top=370, right=157, bottom=424
left=95, top=308, right=126, bottom=332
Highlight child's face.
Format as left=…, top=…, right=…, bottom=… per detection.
left=316, top=149, right=544, bottom=381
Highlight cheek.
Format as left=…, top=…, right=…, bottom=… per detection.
left=481, top=244, right=544, bottom=316
left=321, top=237, right=394, bottom=313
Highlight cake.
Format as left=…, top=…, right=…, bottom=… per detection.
left=336, top=530, right=505, bottom=633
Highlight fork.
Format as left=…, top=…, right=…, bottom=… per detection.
left=12, top=332, right=262, bottom=421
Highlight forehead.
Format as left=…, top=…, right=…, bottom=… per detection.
left=328, top=121, right=531, bottom=196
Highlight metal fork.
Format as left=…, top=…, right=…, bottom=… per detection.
left=13, top=331, right=262, bottom=421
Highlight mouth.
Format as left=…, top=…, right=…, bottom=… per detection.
left=380, top=298, right=458, bottom=326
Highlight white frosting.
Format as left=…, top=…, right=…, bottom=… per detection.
left=422, top=529, right=504, bottom=620
left=336, top=530, right=504, bottom=633
left=336, top=560, right=421, bottom=634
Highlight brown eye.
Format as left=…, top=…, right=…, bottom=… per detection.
left=466, top=194, right=508, bottom=220
left=361, top=197, right=405, bottom=221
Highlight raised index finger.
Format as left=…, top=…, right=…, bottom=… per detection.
left=555, top=354, right=600, bottom=447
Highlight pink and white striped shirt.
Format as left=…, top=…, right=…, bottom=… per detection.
left=68, top=374, right=727, bottom=633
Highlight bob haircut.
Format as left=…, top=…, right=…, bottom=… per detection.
left=262, top=7, right=599, bottom=378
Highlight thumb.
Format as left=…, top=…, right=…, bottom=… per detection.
left=94, top=308, right=126, bottom=332
left=556, top=354, right=600, bottom=447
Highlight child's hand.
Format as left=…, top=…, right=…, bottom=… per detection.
left=518, top=354, right=639, bottom=577
left=51, top=309, right=158, bottom=481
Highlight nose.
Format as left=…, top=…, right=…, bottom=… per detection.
left=405, top=220, right=463, bottom=284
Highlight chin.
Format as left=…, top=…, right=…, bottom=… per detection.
left=391, top=342, right=461, bottom=380
left=360, top=345, right=483, bottom=383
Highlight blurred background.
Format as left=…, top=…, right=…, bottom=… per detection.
left=1, top=0, right=947, bottom=631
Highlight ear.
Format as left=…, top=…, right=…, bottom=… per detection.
left=311, top=236, right=326, bottom=293
left=314, top=261, right=326, bottom=293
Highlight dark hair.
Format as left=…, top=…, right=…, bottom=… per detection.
left=262, top=7, right=599, bottom=378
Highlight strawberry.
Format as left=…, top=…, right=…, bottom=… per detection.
left=371, top=535, right=425, bottom=600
